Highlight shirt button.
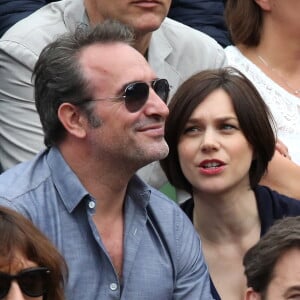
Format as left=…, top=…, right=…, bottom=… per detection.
left=110, top=283, right=118, bottom=291
left=88, top=201, right=95, bottom=209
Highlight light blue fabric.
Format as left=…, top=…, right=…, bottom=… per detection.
left=0, top=147, right=214, bottom=300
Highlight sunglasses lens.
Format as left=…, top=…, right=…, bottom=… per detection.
left=152, top=79, right=170, bottom=103
left=124, top=82, right=149, bottom=112
left=0, top=274, right=10, bottom=298
left=18, top=268, right=49, bottom=297
left=123, top=79, right=169, bottom=112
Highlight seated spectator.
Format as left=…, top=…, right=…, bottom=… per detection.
left=0, top=22, right=214, bottom=300
left=243, top=216, right=300, bottom=300
left=168, top=0, right=231, bottom=47
left=0, top=0, right=54, bottom=37
left=225, top=0, right=300, bottom=200
left=0, top=0, right=226, bottom=198
left=0, top=205, right=67, bottom=300
left=160, top=67, right=300, bottom=300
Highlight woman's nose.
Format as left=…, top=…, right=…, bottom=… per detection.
left=200, top=129, right=220, bottom=152
left=6, top=281, right=26, bottom=300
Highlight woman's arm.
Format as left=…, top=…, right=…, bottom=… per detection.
left=260, top=151, right=300, bottom=200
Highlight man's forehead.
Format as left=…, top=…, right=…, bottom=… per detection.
left=79, top=42, right=155, bottom=81
left=80, top=42, right=145, bottom=65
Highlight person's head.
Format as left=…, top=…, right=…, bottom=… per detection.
left=225, top=0, right=263, bottom=46
left=0, top=206, right=67, bottom=300
left=34, top=20, right=169, bottom=170
left=243, top=216, right=300, bottom=300
left=160, top=67, right=276, bottom=195
left=225, top=0, right=300, bottom=47
left=84, top=0, right=171, bottom=36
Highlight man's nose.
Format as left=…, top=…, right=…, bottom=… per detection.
left=145, top=88, right=169, bottom=118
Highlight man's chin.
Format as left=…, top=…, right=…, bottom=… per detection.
left=131, top=15, right=166, bottom=34
left=148, top=143, right=169, bottom=161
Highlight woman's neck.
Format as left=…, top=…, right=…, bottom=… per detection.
left=192, top=188, right=260, bottom=244
left=237, top=22, right=300, bottom=97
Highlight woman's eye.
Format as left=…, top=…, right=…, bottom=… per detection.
left=288, top=295, right=300, bottom=300
left=183, top=126, right=200, bottom=134
left=221, top=124, right=237, bottom=131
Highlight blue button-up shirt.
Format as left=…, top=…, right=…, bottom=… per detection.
left=0, top=147, right=214, bottom=300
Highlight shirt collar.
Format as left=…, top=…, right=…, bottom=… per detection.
left=47, top=147, right=88, bottom=213
left=46, top=147, right=152, bottom=213
left=64, top=0, right=89, bottom=32
left=126, top=174, right=152, bottom=210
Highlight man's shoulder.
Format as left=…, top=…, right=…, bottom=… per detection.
left=159, top=17, right=225, bottom=52
left=0, top=153, right=51, bottom=201
left=0, top=0, right=83, bottom=60
left=149, top=187, right=178, bottom=207
left=152, top=17, right=227, bottom=70
left=147, top=188, right=192, bottom=228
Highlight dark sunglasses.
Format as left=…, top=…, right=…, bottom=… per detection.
left=81, top=78, right=170, bottom=112
left=0, top=267, right=50, bottom=298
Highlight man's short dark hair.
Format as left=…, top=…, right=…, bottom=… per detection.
left=243, top=216, right=300, bottom=295
left=33, top=20, right=134, bottom=147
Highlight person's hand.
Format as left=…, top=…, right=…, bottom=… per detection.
left=276, top=140, right=291, bottom=160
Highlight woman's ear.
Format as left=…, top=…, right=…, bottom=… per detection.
left=254, top=0, right=271, bottom=11
left=57, top=103, right=87, bottom=139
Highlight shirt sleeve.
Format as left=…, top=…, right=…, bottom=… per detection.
left=0, top=41, right=44, bottom=170
left=173, top=210, right=215, bottom=299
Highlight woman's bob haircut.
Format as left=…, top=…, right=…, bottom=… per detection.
left=160, top=67, right=276, bottom=194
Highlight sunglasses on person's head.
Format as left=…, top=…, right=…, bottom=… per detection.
left=0, top=267, right=50, bottom=298
left=81, top=78, right=170, bottom=113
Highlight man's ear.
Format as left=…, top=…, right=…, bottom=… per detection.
left=58, top=103, right=87, bottom=139
left=244, top=287, right=262, bottom=300
left=254, top=0, right=271, bottom=11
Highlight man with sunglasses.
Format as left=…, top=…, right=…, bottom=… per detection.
left=0, top=0, right=226, bottom=192
left=0, top=22, right=215, bottom=300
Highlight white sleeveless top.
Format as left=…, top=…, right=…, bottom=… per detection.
left=225, top=46, right=300, bottom=165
